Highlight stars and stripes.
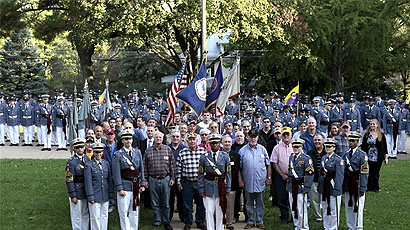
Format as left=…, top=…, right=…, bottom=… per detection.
left=166, top=59, right=187, bottom=126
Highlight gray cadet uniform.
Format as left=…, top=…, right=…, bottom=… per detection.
left=112, top=129, right=146, bottom=230
left=20, top=100, right=36, bottom=145
left=39, top=95, right=53, bottom=150
left=287, top=138, right=314, bottom=230
left=198, top=134, right=232, bottom=230
left=343, top=132, right=369, bottom=230
left=65, top=138, right=90, bottom=230
left=318, top=138, right=345, bottom=230
left=84, top=143, right=113, bottom=230
left=383, top=99, right=401, bottom=158
left=53, top=96, right=69, bottom=149
left=343, top=103, right=361, bottom=132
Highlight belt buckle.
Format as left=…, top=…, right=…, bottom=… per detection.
left=133, top=177, right=138, bottom=183
left=214, top=177, right=218, bottom=183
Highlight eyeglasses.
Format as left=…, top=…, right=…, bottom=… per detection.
left=263, top=121, right=271, bottom=123
left=243, top=126, right=250, bottom=128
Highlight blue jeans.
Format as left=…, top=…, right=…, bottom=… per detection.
left=181, top=180, right=205, bottom=224
left=276, top=174, right=289, bottom=221
left=149, top=176, right=171, bottom=224
left=244, top=191, right=265, bottom=225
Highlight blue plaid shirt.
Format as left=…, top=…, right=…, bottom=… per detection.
left=335, top=134, right=349, bottom=157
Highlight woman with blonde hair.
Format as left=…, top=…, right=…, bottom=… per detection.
left=361, top=119, right=388, bottom=192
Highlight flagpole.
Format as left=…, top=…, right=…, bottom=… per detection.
left=297, top=81, right=300, bottom=116
left=201, top=0, right=207, bottom=62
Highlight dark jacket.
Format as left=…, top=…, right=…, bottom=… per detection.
left=307, top=148, right=326, bottom=182
left=361, top=132, right=387, bottom=164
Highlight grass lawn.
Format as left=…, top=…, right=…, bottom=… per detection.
left=0, top=159, right=409, bottom=229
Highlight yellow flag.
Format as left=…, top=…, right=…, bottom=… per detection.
left=284, top=85, right=299, bottom=105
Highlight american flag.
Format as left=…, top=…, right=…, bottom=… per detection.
left=166, top=59, right=187, bottom=126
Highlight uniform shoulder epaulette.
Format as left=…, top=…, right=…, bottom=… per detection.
left=305, top=158, right=314, bottom=175
left=361, top=155, right=369, bottom=174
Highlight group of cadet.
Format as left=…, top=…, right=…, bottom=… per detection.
left=1, top=87, right=405, bottom=230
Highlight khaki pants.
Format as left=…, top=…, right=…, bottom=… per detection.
left=309, top=182, right=322, bottom=221
left=226, top=191, right=236, bottom=225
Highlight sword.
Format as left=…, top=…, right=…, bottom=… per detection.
left=336, top=196, right=339, bottom=228
left=356, top=176, right=360, bottom=228
left=302, top=193, right=305, bottom=229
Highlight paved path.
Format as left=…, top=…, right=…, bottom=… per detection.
left=1, top=138, right=410, bottom=159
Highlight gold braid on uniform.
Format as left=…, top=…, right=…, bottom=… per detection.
left=198, top=165, right=204, bottom=174
left=226, top=164, right=231, bottom=172
left=305, top=159, right=314, bottom=175
left=360, top=156, right=369, bottom=174
left=65, top=164, right=73, bottom=182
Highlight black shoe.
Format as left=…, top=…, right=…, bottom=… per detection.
left=226, top=224, right=234, bottom=229
left=62, top=148, right=68, bottom=151
left=183, top=224, right=191, bottom=230
left=36, top=144, right=42, bottom=147
left=0, top=143, right=5, bottom=146
left=41, top=148, right=48, bottom=151
left=28, top=144, right=33, bottom=146
left=22, top=144, right=28, bottom=146
left=56, top=148, right=62, bottom=151
left=163, top=223, right=173, bottom=230
left=196, top=222, right=206, bottom=230
left=48, top=148, right=52, bottom=151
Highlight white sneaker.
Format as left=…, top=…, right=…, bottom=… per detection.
left=268, top=196, right=272, bottom=201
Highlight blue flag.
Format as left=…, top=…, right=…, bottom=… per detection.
left=205, top=62, right=223, bottom=110
left=176, top=61, right=207, bottom=117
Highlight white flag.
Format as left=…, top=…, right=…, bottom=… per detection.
left=216, top=58, right=240, bottom=116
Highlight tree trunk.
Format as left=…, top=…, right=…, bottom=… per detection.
left=74, top=41, right=95, bottom=83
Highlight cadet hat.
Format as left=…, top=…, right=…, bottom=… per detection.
left=73, top=138, right=86, bottom=148
left=313, top=96, right=321, bottom=102
left=291, top=138, right=305, bottom=147
left=248, top=129, right=259, bottom=137
left=105, top=128, right=115, bottom=135
left=281, top=127, right=292, bottom=135
left=57, top=96, right=65, bottom=101
left=66, top=95, right=73, bottom=101
left=129, top=100, right=135, bottom=105
left=85, top=136, right=95, bottom=143
left=347, top=97, right=356, bottom=103
left=269, top=91, right=276, bottom=96
left=273, top=106, right=280, bottom=112
left=324, top=101, right=332, bottom=105
left=120, top=129, right=134, bottom=139
left=9, top=96, right=16, bottom=101
left=91, top=101, right=98, bottom=106
left=42, top=94, right=50, bottom=98
left=93, top=142, right=105, bottom=152
left=187, top=132, right=198, bottom=139
left=114, top=104, right=121, bottom=109
left=324, top=138, right=338, bottom=147
left=347, top=131, right=361, bottom=140
left=142, top=88, right=148, bottom=93
left=274, top=127, right=282, bottom=134
left=77, top=98, right=83, bottom=103
left=208, top=134, right=222, bottom=143
left=388, top=99, right=396, bottom=105
left=341, top=121, right=351, bottom=128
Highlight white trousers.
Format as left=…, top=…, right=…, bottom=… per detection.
left=37, top=125, right=44, bottom=144
left=0, top=123, right=5, bottom=144
left=41, top=125, right=51, bottom=148
left=23, top=125, right=34, bottom=144
left=289, top=193, right=309, bottom=230
left=7, top=125, right=19, bottom=144
left=89, top=201, right=109, bottom=230
left=321, top=195, right=341, bottom=230
left=386, top=134, right=397, bottom=157
left=203, top=196, right=223, bottom=230
left=52, top=127, right=57, bottom=145
left=397, top=130, right=406, bottom=152
left=117, top=191, right=139, bottom=230
left=78, top=128, right=85, bottom=139
left=69, top=198, right=89, bottom=230
left=345, top=192, right=365, bottom=230
left=57, top=126, right=66, bottom=148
